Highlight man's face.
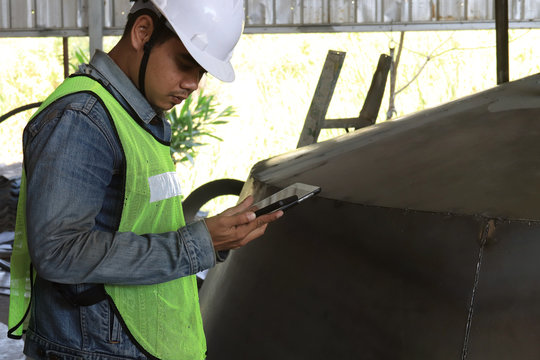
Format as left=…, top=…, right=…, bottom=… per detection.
left=143, top=37, right=206, bottom=111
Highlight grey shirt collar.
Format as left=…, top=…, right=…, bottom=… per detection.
left=82, top=49, right=159, bottom=124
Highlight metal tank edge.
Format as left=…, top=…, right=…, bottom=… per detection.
left=200, top=72, right=540, bottom=359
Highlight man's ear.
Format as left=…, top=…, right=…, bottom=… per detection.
left=130, top=14, right=155, bottom=51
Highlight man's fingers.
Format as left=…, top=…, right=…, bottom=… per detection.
left=218, top=210, right=256, bottom=229
left=207, top=205, right=283, bottom=252
left=255, top=210, right=284, bottom=225
left=220, top=195, right=254, bottom=216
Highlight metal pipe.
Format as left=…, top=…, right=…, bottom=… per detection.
left=62, top=36, right=69, bottom=78
left=495, top=0, right=509, bottom=84
left=300, top=0, right=304, bottom=24
left=272, top=0, right=276, bottom=25
left=88, top=0, right=103, bottom=57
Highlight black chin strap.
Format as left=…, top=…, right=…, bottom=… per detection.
left=138, top=40, right=154, bottom=98
left=138, top=18, right=166, bottom=98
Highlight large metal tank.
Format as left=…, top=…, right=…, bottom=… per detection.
left=199, top=73, right=540, bottom=359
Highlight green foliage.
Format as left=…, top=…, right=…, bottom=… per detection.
left=167, top=91, right=235, bottom=165
left=69, top=47, right=90, bottom=73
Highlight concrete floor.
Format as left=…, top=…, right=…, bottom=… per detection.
left=0, top=270, right=26, bottom=360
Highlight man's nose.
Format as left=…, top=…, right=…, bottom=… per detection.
left=181, top=69, right=200, bottom=91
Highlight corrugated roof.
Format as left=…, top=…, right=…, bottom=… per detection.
left=0, top=0, right=539, bottom=38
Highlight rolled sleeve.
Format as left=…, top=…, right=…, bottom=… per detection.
left=179, top=220, right=216, bottom=273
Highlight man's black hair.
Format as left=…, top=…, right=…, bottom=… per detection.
left=122, top=9, right=177, bottom=46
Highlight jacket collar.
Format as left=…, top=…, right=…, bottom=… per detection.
left=85, top=50, right=159, bottom=124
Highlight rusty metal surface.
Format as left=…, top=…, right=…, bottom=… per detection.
left=199, top=73, right=540, bottom=359
left=466, top=220, right=540, bottom=359
left=249, top=73, right=540, bottom=222
left=200, top=207, right=540, bottom=359
left=200, top=197, right=484, bottom=359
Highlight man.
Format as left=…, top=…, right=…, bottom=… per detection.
left=8, top=1, right=282, bottom=359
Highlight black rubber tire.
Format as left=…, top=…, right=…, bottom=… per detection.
left=0, top=102, right=42, bottom=124
left=182, top=178, right=244, bottom=222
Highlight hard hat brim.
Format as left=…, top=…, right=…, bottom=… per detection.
left=175, top=29, right=236, bottom=82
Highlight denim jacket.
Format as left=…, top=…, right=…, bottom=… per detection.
left=21, top=50, right=215, bottom=359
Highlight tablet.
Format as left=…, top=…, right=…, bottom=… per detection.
left=253, top=183, right=321, bottom=216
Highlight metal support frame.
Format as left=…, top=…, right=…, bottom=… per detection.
left=242, top=20, right=540, bottom=35
left=62, top=37, right=69, bottom=78
left=88, top=0, right=104, bottom=57
left=1, top=0, right=540, bottom=38
left=2, top=20, right=540, bottom=38
left=495, top=0, right=509, bottom=84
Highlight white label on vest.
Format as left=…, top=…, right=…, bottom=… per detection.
left=148, top=172, right=182, bottom=203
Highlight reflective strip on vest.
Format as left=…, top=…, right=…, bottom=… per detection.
left=148, top=171, right=183, bottom=203
left=8, top=76, right=206, bottom=360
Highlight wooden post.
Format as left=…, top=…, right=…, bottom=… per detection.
left=358, top=53, right=392, bottom=127
left=297, top=50, right=346, bottom=148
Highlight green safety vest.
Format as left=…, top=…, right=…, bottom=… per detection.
left=9, top=76, right=206, bottom=360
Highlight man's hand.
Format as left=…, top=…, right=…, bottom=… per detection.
left=205, top=195, right=283, bottom=251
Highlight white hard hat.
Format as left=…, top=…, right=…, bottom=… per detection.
left=130, top=0, right=244, bottom=82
